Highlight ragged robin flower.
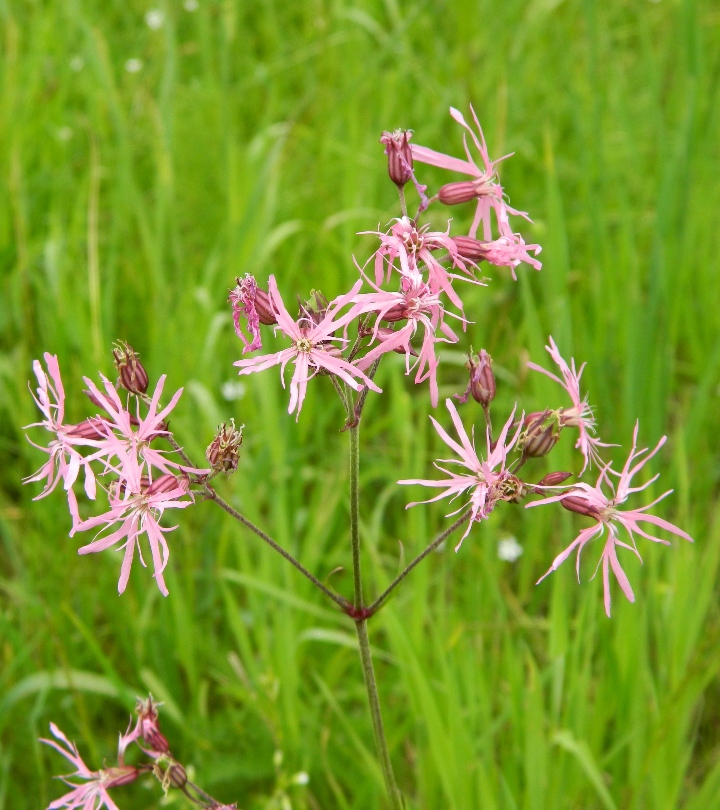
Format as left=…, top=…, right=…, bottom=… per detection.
left=528, top=422, right=693, bottom=616
left=398, top=398, right=523, bottom=548
left=234, top=275, right=381, bottom=418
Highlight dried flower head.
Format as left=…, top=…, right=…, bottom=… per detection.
left=113, top=342, right=149, bottom=395
left=206, top=420, right=244, bottom=473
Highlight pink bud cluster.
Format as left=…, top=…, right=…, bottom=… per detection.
left=24, top=352, right=208, bottom=596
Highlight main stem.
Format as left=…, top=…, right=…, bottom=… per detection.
left=348, top=417, right=403, bottom=809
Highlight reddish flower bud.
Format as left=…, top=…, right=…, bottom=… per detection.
left=380, top=129, right=414, bottom=188
left=206, top=419, right=243, bottom=473
left=104, top=765, right=140, bottom=788
left=380, top=303, right=408, bottom=323
left=438, top=181, right=478, bottom=205
left=254, top=286, right=277, bottom=325
left=524, top=424, right=558, bottom=458
left=134, top=696, right=171, bottom=755
left=457, top=350, right=496, bottom=406
left=536, top=471, right=573, bottom=488
left=146, top=474, right=185, bottom=496
left=451, top=236, right=488, bottom=262
left=112, top=341, right=149, bottom=395
left=561, top=495, right=602, bottom=520
left=65, top=417, right=110, bottom=440
left=520, top=411, right=559, bottom=458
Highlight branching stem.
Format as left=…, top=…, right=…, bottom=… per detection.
left=367, top=510, right=472, bottom=615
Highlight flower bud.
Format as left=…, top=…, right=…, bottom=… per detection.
left=254, top=286, right=277, bottom=325
left=135, top=696, right=171, bottom=755
left=524, top=424, right=558, bottom=458
left=468, top=350, right=495, bottom=407
left=104, top=765, right=140, bottom=788
left=535, top=471, right=573, bottom=488
left=146, top=474, right=185, bottom=497
left=65, top=417, right=110, bottom=440
left=438, top=181, right=478, bottom=205
left=206, top=419, right=243, bottom=473
left=112, top=342, right=149, bottom=395
left=561, top=495, right=602, bottom=520
left=451, top=236, right=488, bottom=262
left=521, top=411, right=559, bottom=458
left=380, top=303, right=408, bottom=323
left=380, top=129, right=414, bottom=188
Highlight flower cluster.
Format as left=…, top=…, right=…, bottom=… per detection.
left=402, top=336, right=692, bottom=615
left=40, top=697, right=232, bottom=810
left=25, top=105, right=691, bottom=622
left=230, top=106, right=541, bottom=414
left=24, top=350, right=208, bottom=595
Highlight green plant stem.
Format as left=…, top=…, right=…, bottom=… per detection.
left=205, top=485, right=351, bottom=612
left=349, top=417, right=363, bottom=609
left=348, top=418, right=403, bottom=809
left=367, top=509, right=472, bottom=615
left=355, top=617, right=403, bottom=808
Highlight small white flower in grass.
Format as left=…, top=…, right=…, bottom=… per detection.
left=221, top=380, right=246, bottom=401
left=58, top=127, right=73, bottom=142
left=125, top=58, right=143, bottom=73
left=184, top=0, right=199, bottom=9
left=69, top=56, right=84, bottom=72
left=145, top=9, right=165, bottom=29
left=292, top=771, right=310, bottom=785
left=498, top=535, right=523, bottom=562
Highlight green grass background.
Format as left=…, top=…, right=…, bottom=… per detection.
left=1, top=0, right=719, bottom=807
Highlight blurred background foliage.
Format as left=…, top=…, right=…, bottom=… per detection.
left=1, top=0, right=719, bottom=807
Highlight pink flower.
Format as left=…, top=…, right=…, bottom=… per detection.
left=234, top=275, right=382, bottom=418
left=528, top=423, right=693, bottom=616
left=352, top=269, right=461, bottom=407
left=527, top=336, right=611, bottom=472
left=24, top=354, right=102, bottom=527
left=72, top=470, right=194, bottom=596
left=82, top=374, right=207, bottom=484
left=410, top=106, right=531, bottom=241
left=399, top=398, right=522, bottom=548
left=363, top=216, right=483, bottom=310
left=40, top=722, right=137, bottom=810
left=229, top=274, right=263, bottom=353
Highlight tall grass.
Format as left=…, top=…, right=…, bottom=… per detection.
left=1, top=0, right=719, bottom=807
